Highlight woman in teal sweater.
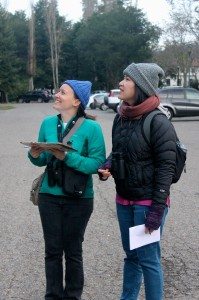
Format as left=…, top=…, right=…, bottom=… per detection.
left=28, top=80, right=106, bottom=300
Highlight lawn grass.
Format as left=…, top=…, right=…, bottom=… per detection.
left=0, top=104, right=15, bottom=110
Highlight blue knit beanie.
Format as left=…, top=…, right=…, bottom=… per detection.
left=64, top=80, right=92, bottom=109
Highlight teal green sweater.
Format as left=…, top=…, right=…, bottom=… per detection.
left=28, top=115, right=106, bottom=198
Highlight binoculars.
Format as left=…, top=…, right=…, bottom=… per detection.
left=47, top=159, right=63, bottom=187
left=111, top=152, right=125, bottom=180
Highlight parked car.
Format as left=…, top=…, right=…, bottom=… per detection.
left=17, top=89, right=52, bottom=103
left=87, top=92, right=108, bottom=110
left=92, top=90, right=107, bottom=94
left=157, top=86, right=199, bottom=120
left=104, top=89, right=120, bottom=112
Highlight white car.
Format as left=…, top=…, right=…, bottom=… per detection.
left=104, top=89, right=120, bottom=112
left=86, top=92, right=108, bottom=110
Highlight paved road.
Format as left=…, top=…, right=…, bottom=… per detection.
left=0, top=103, right=198, bottom=300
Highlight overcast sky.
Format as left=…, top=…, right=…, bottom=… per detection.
left=1, top=0, right=170, bottom=26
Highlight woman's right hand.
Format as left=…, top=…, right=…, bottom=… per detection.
left=98, top=168, right=111, bottom=181
left=29, top=145, right=44, bottom=158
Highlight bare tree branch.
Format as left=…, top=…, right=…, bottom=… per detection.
left=44, top=0, right=64, bottom=89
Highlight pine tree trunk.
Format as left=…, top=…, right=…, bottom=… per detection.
left=28, top=5, right=35, bottom=91
left=45, top=0, right=60, bottom=90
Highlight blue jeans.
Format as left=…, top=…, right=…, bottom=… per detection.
left=38, top=193, right=93, bottom=300
left=116, top=204, right=168, bottom=300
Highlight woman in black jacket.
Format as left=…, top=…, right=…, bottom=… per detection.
left=98, top=63, right=176, bottom=300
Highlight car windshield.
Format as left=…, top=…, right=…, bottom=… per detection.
left=94, top=95, right=104, bottom=100
left=112, top=91, right=120, bottom=96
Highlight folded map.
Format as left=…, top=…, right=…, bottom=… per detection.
left=20, top=141, right=77, bottom=152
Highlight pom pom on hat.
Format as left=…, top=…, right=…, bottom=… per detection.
left=123, top=63, right=165, bottom=96
left=64, top=80, right=92, bottom=109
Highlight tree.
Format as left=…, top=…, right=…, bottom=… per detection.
left=0, top=6, right=22, bottom=100
left=157, top=0, right=199, bottom=86
left=82, top=0, right=98, bottom=19
left=44, top=0, right=60, bottom=89
left=73, top=6, right=160, bottom=89
left=9, top=11, right=29, bottom=94
left=34, top=0, right=52, bottom=88
left=28, top=4, right=35, bottom=90
left=102, top=0, right=118, bottom=12
left=166, top=0, right=199, bottom=42
left=59, top=22, right=82, bottom=82
left=10, top=11, right=29, bottom=77
left=34, top=0, right=69, bottom=90
left=153, top=42, right=197, bottom=87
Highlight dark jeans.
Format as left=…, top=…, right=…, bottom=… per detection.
left=38, top=193, right=93, bottom=300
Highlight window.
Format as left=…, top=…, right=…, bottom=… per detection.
left=177, top=79, right=182, bottom=86
left=169, top=90, right=184, bottom=99
left=158, top=90, right=167, bottom=99
left=112, top=91, right=120, bottom=97
left=186, top=90, right=199, bottom=100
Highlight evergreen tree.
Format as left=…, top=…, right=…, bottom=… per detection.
left=0, top=2, right=161, bottom=98
left=0, top=6, right=22, bottom=100
left=74, top=6, right=160, bottom=89
left=10, top=11, right=29, bottom=90
left=34, top=0, right=52, bottom=89
left=59, top=22, right=82, bottom=82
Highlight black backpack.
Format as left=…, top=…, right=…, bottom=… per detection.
left=143, top=110, right=187, bottom=183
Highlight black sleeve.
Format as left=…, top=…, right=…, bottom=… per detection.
left=150, top=114, right=176, bottom=205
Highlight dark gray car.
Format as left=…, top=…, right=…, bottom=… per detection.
left=158, top=87, right=199, bottom=120
left=17, top=90, right=52, bottom=103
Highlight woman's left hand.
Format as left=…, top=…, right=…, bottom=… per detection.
left=48, top=149, right=66, bottom=160
left=145, top=203, right=165, bottom=233
left=98, top=168, right=111, bottom=180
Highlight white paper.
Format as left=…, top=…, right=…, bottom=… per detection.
left=129, top=224, right=160, bottom=250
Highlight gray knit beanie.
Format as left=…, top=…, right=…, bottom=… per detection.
left=123, top=63, right=165, bottom=96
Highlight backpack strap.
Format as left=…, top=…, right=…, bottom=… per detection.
left=142, top=110, right=164, bottom=144
left=62, top=117, right=85, bottom=145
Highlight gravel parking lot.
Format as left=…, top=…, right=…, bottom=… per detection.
left=0, top=103, right=198, bottom=299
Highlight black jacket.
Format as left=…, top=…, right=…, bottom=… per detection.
left=111, top=111, right=176, bottom=205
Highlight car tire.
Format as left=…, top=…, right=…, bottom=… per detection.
left=37, top=97, right=43, bottom=103
left=90, top=102, right=96, bottom=109
left=167, top=108, right=174, bottom=120
left=104, top=96, right=109, bottom=106
left=114, top=104, right=119, bottom=113
left=100, top=103, right=108, bottom=111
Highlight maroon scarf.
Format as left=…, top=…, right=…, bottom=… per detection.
left=119, top=96, right=160, bottom=119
